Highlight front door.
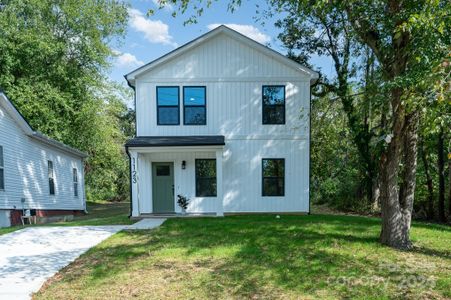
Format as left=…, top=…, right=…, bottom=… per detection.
left=152, top=162, right=175, bottom=213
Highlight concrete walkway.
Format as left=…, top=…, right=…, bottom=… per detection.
left=126, top=218, right=166, bottom=229
left=0, top=219, right=166, bottom=300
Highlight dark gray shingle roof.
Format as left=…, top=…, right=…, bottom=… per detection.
left=125, top=135, right=225, bottom=147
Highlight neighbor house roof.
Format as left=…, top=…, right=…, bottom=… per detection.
left=125, top=25, right=319, bottom=87
left=125, top=135, right=225, bottom=148
left=0, top=90, right=88, bottom=158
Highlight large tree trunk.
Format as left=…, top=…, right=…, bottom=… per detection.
left=438, top=127, right=446, bottom=222
left=399, top=111, right=419, bottom=229
left=420, top=141, right=434, bottom=219
left=379, top=90, right=406, bottom=248
left=379, top=91, right=418, bottom=249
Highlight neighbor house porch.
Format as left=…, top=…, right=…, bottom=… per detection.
left=125, top=136, right=225, bottom=217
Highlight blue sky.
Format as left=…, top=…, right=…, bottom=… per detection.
left=109, top=0, right=334, bottom=83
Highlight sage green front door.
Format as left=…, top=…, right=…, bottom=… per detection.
left=152, top=162, right=175, bottom=213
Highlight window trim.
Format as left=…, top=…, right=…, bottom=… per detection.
left=0, top=146, right=4, bottom=191
left=48, top=160, right=55, bottom=196
left=262, top=85, right=286, bottom=125
left=183, top=86, right=207, bottom=126
left=73, top=168, right=78, bottom=198
left=195, top=158, right=217, bottom=197
left=261, top=158, right=285, bottom=197
left=156, top=86, right=180, bottom=126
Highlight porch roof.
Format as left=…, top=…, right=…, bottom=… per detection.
left=125, top=135, right=225, bottom=148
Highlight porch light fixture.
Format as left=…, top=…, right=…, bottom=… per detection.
left=182, top=160, right=186, bottom=169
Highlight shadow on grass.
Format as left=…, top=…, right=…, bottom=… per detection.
left=58, top=214, right=411, bottom=298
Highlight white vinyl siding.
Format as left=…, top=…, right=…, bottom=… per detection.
left=135, top=138, right=308, bottom=214
left=131, top=30, right=310, bottom=215
left=135, top=34, right=310, bottom=137
left=0, top=103, right=85, bottom=210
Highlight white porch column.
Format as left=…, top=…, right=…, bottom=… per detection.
left=216, top=149, right=224, bottom=217
left=129, top=150, right=140, bottom=217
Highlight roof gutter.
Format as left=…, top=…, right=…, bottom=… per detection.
left=30, top=132, right=88, bottom=158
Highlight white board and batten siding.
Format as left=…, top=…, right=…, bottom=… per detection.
left=135, top=33, right=311, bottom=138
left=0, top=94, right=86, bottom=214
left=128, top=26, right=316, bottom=215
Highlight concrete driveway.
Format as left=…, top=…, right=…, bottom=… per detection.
left=0, top=219, right=165, bottom=300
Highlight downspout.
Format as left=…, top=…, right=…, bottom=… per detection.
left=124, top=74, right=136, bottom=219
left=308, top=86, right=312, bottom=215
left=125, top=146, right=133, bottom=218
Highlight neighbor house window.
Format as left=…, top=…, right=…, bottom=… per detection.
left=195, top=159, right=216, bottom=197
left=157, top=86, right=179, bottom=125
left=184, top=86, right=206, bottom=125
left=262, top=159, right=285, bottom=196
left=73, top=168, right=78, bottom=197
left=262, top=85, right=285, bottom=124
left=48, top=160, right=55, bottom=195
left=0, top=146, right=4, bottom=190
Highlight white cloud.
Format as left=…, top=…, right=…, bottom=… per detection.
left=207, top=23, right=271, bottom=44
left=114, top=51, right=144, bottom=68
left=129, top=8, right=177, bottom=47
left=152, top=0, right=173, bottom=11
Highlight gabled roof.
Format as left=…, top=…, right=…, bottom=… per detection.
left=125, top=25, right=319, bottom=87
left=0, top=91, right=88, bottom=158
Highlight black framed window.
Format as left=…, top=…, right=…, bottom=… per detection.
left=184, top=86, right=206, bottom=125
left=262, top=85, right=285, bottom=124
left=157, top=86, right=179, bottom=125
left=195, top=159, right=216, bottom=197
left=0, top=146, right=4, bottom=190
left=73, top=168, right=78, bottom=197
left=48, top=160, right=55, bottom=195
left=262, top=159, right=285, bottom=196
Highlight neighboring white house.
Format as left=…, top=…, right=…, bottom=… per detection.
left=0, top=91, right=87, bottom=227
left=125, top=25, right=318, bottom=217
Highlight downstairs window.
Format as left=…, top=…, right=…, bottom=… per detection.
left=195, top=159, right=216, bottom=197
left=262, top=158, right=285, bottom=196
left=0, top=146, right=4, bottom=190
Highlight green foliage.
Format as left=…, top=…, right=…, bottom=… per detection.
left=311, top=95, right=366, bottom=211
left=0, top=0, right=131, bottom=202
left=35, top=215, right=451, bottom=299
left=153, top=0, right=451, bottom=222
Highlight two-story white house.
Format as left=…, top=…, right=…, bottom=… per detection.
left=125, top=25, right=318, bottom=217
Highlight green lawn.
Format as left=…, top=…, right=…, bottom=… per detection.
left=0, top=201, right=133, bottom=236
left=54, top=201, right=134, bottom=226
left=34, top=214, right=450, bottom=300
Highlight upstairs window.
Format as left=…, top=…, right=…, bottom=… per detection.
left=184, top=86, right=206, bottom=125
left=0, top=146, right=4, bottom=190
left=73, top=168, right=78, bottom=197
left=262, top=159, right=285, bottom=196
left=262, top=85, right=285, bottom=124
left=195, top=159, right=216, bottom=197
left=48, top=160, right=55, bottom=195
left=157, top=86, right=179, bottom=125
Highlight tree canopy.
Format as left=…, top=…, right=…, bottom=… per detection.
left=153, top=0, right=450, bottom=249
left=0, top=0, right=132, bottom=201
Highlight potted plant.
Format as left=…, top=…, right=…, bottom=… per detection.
left=177, top=194, right=190, bottom=215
